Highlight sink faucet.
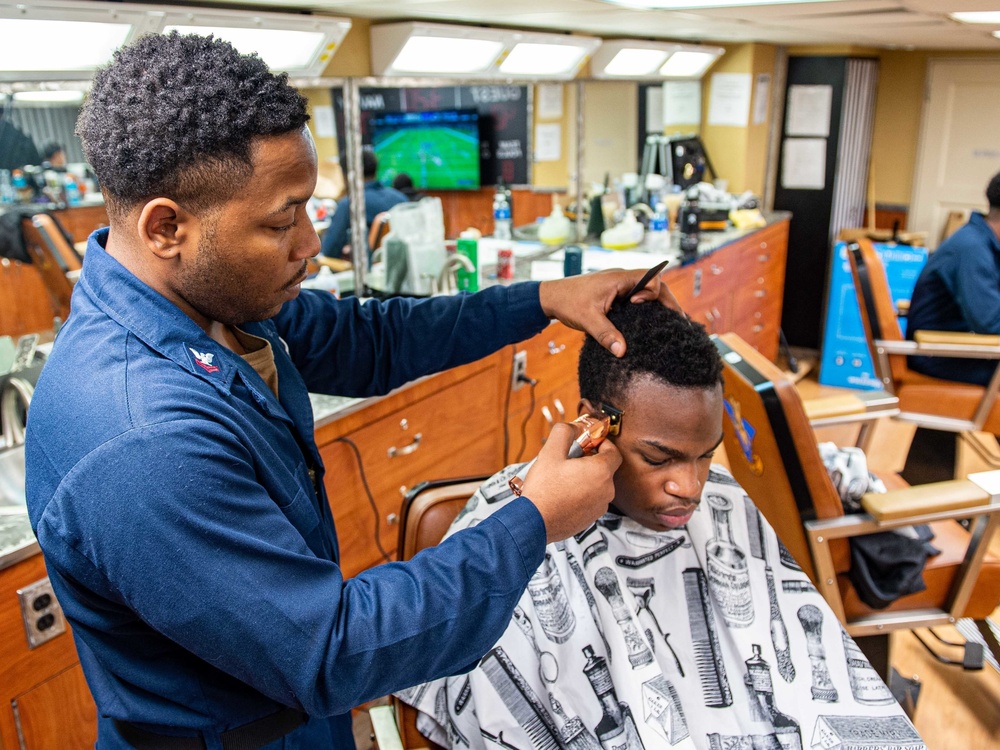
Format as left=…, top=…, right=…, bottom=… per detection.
left=1, top=377, right=33, bottom=450
left=436, top=253, right=476, bottom=295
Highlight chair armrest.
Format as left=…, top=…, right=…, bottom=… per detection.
left=876, top=336, right=1000, bottom=360
left=914, top=330, right=1000, bottom=347
left=895, top=299, right=910, bottom=317
left=370, top=705, right=405, bottom=750
left=316, top=255, right=353, bottom=272
left=804, top=390, right=899, bottom=428
left=861, top=479, right=990, bottom=521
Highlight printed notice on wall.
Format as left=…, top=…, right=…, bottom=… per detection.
left=646, top=86, right=664, bottom=133
left=664, top=81, right=702, bottom=127
left=707, top=73, right=751, bottom=127
left=537, top=84, right=564, bottom=120
left=786, top=84, right=833, bottom=137
left=312, top=105, right=336, bottom=139
left=753, top=74, right=771, bottom=125
left=534, top=123, right=562, bottom=162
left=781, top=137, right=827, bottom=190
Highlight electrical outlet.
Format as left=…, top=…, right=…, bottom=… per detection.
left=17, top=578, right=66, bottom=649
left=511, top=351, right=528, bottom=391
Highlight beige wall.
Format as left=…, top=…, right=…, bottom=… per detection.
left=580, top=81, right=638, bottom=189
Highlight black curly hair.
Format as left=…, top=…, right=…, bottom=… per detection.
left=76, top=32, right=309, bottom=222
left=578, top=301, right=723, bottom=408
left=987, top=171, right=1000, bottom=211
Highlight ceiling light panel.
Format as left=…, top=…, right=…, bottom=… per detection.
left=592, top=39, right=723, bottom=79
left=160, top=8, right=350, bottom=76
left=952, top=12, right=1000, bottom=24
left=371, top=22, right=599, bottom=80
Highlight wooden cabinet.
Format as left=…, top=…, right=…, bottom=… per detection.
left=0, top=555, right=96, bottom=750
left=505, top=322, right=585, bottom=464
left=317, top=354, right=506, bottom=577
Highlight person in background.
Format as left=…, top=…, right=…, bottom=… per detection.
left=0, top=99, right=41, bottom=171
left=402, top=302, right=925, bottom=750
left=393, top=171, right=425, bottom=202
left=320, top=150, right=407, bottom=260
left=41, top=141, right=67, bottom=170
left=25, top=32, right=680, bottom=749
left=907, top=170, right=1000, bottom=386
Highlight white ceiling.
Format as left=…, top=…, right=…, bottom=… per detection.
left=195, top=0, right=1000, bottom=51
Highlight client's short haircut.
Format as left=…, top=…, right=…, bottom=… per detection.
left=578, top=302, right=723, bottom=407
left=76, top=32, right=308, bottom=222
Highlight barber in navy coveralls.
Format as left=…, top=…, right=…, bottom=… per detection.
left=24, top=33, right=678, bottom=750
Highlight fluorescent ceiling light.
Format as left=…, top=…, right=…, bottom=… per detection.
left=499, top=42, right=590, bottom=76
left=603, top=0, right=839, bottom=7
left=371, top=22, right=599, bottom=79
left=162, top=25, right=327, bottom=72
left=603, top=49, right=671, bottom=77
left=392, top=36, right=504, bottom=74
left=952, top=12, right=1000, bottom=24
left=660, top=50, right=720, bottom=78
left=0, top=18, right=131, bottom=72
left=12, top=90, right=86, bottom=103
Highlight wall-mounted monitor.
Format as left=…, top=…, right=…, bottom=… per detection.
left=370, top=109, right=481, bottom=191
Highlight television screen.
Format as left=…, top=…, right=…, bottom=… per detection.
left=370, top=109, right=481, bottom=191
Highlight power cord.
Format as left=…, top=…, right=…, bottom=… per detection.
left=333, top=436, right=393, bottom=564
left=514, top=376, right=538, bottom=463
left=502, top=348, right=516, bottom=465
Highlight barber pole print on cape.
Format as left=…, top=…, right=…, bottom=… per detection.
left=399, top=464, right=926, bottom=750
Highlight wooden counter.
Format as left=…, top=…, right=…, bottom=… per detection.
left=0, top=218, right=787, bottom=741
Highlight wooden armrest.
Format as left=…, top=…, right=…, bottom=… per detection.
left=914, top=330, right=1000, bottom=347
left=316, top=256, right=352, bottom=272
left=370, top=705, right=405, bottom=750
left=861, top=479, right=990, bottom=521
left=895, top=299, right=910, bottom=315
left=803, top=394, right=867, bottom=421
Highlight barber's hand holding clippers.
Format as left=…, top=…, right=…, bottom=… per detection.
left=511, top=417, right=621, bottom=543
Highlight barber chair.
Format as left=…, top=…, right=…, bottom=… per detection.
left=715, top=332, right=1000, bottom=683
left=31, top=214, right=82, bottom=274
left=369, top=211, right=391, bottom=253
left=369, top=477, right=487, bottom=750
left=20, top=215, right=74, bottom=322
left=848, top=238, right=1000, bottom=468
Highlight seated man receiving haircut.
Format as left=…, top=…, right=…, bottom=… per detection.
left=401, top=302, right=925, bottom=750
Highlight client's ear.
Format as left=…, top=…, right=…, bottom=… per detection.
left=577, top=398, right=598, bottom=418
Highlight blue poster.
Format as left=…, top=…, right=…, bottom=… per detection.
left=819, top=241, right=927, bottom=390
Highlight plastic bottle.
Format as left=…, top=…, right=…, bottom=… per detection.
left=492, top=180, right=512, bottom=240
left=647, top=202, right=669, bottom=253
left=64, top=175, right=82, bottom=206
left=0, top=170, right=14, bottom=205
left=563, top=245, right=583, bottom=277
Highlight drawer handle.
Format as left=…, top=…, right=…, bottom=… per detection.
left=752, top=324, right=764, bottom=333
left=541, top=405, right=554, bottom=425
left=386, top=512, right=399, bottom=525
left=553, top=398, right=565, bottom=419
left=755, top=290, right=766, bottom=298
left=548, top=341, right=566, bottom=355
left=387, top=433, right=422, bottom=458
left=710, top=264, right=723, bottom=275
left=758, top=254, right=770, bottom=262
left=760, top=242, right=768, bottom=250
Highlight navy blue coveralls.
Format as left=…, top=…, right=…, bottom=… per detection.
left=25, top=229, right=550, bottom=748
left=907, top=211, right=1000, bottom=386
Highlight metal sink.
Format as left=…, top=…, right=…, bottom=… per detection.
left=0, top=445, right=27, bottom=512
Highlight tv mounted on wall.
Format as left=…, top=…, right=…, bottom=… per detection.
left=370, top=109, right=481, bottom=191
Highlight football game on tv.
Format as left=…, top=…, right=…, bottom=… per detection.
left=370, top=109, right=481, bottom=191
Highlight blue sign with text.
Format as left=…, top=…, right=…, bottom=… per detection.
left=819, top=241, right=927, bottom=390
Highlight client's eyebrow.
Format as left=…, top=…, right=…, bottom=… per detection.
left=639, top=433, right=723, bottom=460
left=266, top=195, right=310, bottom=218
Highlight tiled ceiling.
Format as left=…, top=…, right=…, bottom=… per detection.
left=198, top=0, right=1000, bottom=50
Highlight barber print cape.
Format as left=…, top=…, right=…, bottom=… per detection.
left=398, top=464, right=926, bottom=750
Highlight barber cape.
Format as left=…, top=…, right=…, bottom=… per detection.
left=398, top=464, right=926, bottom=750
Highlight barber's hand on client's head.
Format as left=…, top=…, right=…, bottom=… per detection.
left=538, top=268, right=682, bottom=358
left=519, top=422, right=622, bottom=543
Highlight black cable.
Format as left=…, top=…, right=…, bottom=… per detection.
left=333, top=436, right=392, bottom=564
left=503, top=348, right=516, bottom=465
left=514, top=378, right=537, bottom=463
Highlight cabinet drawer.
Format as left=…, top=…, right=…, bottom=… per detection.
left=320, top=366, right=502, bottom=576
